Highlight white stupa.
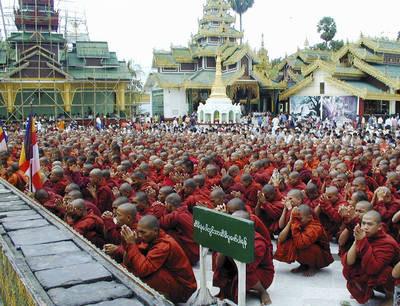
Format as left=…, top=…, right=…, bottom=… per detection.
left=197, top=52, right=241, bottom=124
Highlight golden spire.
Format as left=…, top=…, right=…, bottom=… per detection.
left=210, top=48, right=228, bottom=98
left=304, top=37, right=309, bottom=48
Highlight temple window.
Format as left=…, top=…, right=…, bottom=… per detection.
left=206, top=57, right=216, bottom=68
left=320, top=82, right=325, bottom=94
left=181, top=63, right=196, bottom=71
left=228, top=63, right=237, bottom=70
left=162, top=67, right=178, bottom=72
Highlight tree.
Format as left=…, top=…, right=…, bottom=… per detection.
left=397, top=31, right=400, bottom=41
left=127, top=60, right=143, bottom=93
left=229, top=0, right=255, bottom=44
left=317, top=17, right=337, bottom=45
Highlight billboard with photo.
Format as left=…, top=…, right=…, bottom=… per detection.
left=290, top=96, right=358, bottom=126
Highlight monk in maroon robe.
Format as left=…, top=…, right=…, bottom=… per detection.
left=65, top=199, right=105, bottom=248
left=275, top=204, right=333, bottom=276
left=241, top=173, right=262, bottom=211
left=255, top=184, right=284, bottom=235
left=122, top=215, right=197, bottom=303
left=43, top=167, right=70, bottom=196
left=213, top=210, right=273, bottom=305
left=159, top=193, right=199, bottom=265
left=87, top=168, right=114, bottom=213
left=315, top=186, right=347, bottom=240
left=103, top=203, right=137, bottom=263
left=342, top=210, right=400, bottom=305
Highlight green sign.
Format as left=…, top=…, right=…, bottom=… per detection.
left=193, top=206, right=254, bottom=263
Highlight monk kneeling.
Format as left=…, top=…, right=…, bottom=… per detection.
left=122, top=215, right=196, bottom=303
left=274, top=204, right=333, bottom=276
left=342, top=210, right=400, bottom=305
left=213, top=210, right=273, bottom=305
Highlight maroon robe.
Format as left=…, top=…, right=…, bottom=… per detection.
left=213, top=232, right=274, bottom=303
left=274, top=214, right=334, bottom=269
left=342, top=230, right=400, bottom=304
left=67, top=210, right=105, bottom=248
left=159, top=205, right=199, bottom=265
left=124, top=230, right=197, bottom=303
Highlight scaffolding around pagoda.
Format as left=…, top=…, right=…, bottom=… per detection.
left=0, top=0, right=140, bottom=123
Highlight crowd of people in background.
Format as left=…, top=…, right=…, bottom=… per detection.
left=1, top=112, right=400, bottom=305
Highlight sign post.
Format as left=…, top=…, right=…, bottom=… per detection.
left=191, top=206, right=254, bottom=306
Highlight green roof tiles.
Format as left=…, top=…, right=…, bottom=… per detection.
left=370, top=64, right=400, bottom=79
left=67, top=62, right=131, bottom=80
left=8, top=32, right=65, bottom=43
left=76, top=41, right=110, bottom=58
left=346, top=80, right=386, bottom=93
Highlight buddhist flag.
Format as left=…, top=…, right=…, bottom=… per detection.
left=19, top=115, right=42, bottom=192
left=0, top=120, right=7, bottom=152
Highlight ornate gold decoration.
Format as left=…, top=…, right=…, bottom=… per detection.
left=301, top=59, right=335, bottom=76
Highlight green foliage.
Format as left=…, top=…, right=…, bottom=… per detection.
left=127, top=60, right=143, bottom=93
left=229, top=0, right=255, bottom=42
left=317, top=16, right=337, bottom=43
left=330, top=39, right=344, bottom=51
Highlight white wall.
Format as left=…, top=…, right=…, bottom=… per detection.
left=163, top=89, right=188, bottom=118
left=296, top=69, right=349, bottom=97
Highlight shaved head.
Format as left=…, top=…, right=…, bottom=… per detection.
left=165, top=193, right=181, bottom=208
left=363, top=210, right=382, bottom=224
left=118, top=203, right=137, bottom=219
left=232, top=210, right=250, bottom=220
left=298, top=204, right=312, bottom=216
left=138, top=215, right=159, bottom=230
left=227, top=198, right=245, bottom=212
left=71, top=199, right=86, bottom=210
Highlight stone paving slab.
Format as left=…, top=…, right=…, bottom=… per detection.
left=8, top=226, right=71, bottom=246
left=0, top=210, right=38, bottom=217
left=26, top=251, right=93, bottom=272
left=2, top=218, right=49, bottom=231
left=47, top=281, right=132, bottom=306
left=87, top=298, right=144, bottom=306
left=0, top=203, right=29, bottom=212
left=0, top=195, right=24, bottom=202
left=21, top=241, right=80, bottom=257
left=35, top=262, right=113, bottom=289
left=2, top=213, right=42, bottom=223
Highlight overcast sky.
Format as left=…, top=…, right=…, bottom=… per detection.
left=2, top=0, right=400, bottom=79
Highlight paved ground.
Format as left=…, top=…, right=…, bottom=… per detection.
left=192, top=242, right=387, bottom=306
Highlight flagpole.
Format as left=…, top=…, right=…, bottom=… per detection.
left=29, top=102, right=33, bottom=192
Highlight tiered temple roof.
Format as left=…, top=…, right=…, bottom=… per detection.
left=278, top=36, right=400, bottom=101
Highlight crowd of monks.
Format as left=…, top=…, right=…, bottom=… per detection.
left=2, top=124, right=400, bottom=305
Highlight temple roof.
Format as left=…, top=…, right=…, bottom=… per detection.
left=76, top=41, right=110, bottom=58
left=8, top=31, right=65, bottom=43
left=66, top=61, right=131, bottom=80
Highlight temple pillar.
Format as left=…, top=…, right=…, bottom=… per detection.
left=1, top=84, right=18, bottom=112
left=188, top=89, right=193, bottom=115
left=116, top=83, right=126, bottom=111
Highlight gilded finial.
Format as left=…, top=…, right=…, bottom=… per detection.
left=261, top=33, right=265, bottom=49
left=304, top=38, right=309, bottom=47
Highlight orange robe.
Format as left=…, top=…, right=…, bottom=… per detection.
left=124, top=230, right=197, bottom=303
left=342, top=230, right=400, bottom=304
left=274, top=214, right=334, bottom=269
